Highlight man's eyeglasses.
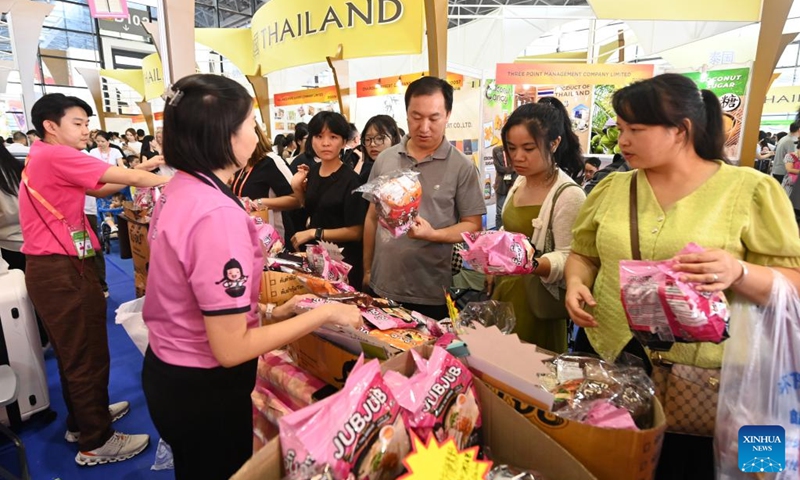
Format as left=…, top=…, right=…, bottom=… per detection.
left=363, top=135, right=389, bottom=146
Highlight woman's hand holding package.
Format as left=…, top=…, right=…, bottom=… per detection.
left=671, top=248, right=743, bottom=293
left=318, top=303, right=363, bottom=330
left=291, top=165, right=309, bottom=193
left=565, top=280, right=598, bottom=328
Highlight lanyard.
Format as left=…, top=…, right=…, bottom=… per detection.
left=21, top=156, right=70, bottom=227
left=233, top=166, right=254, bottom=198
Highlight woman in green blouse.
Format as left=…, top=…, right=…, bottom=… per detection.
left=564, top=73, right=800, bottom=478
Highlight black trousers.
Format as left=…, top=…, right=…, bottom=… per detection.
left=573, top=328, right=715, bottom=479
left=85, top=215, right=107, bottom=291
left=142, top=348, right=257, bottom=480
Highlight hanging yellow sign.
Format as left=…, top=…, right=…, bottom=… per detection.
left=142, top=53, right=164, bottom=101
left=251, top=0, right=424, bottom=74
left=763, top=86, right=800, bottom=115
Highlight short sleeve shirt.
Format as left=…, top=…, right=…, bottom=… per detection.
left=367, top=136, right=486, bottom=305
left=88, top=148, right=123, bottom=167
left=143, top=172, right=263, bottom=368
left=571, top=163, right=800, bottom=368
left=19, top=142, right=110, bottom=256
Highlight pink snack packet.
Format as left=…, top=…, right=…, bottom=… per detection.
left=279, top=358, right=410, bottom=480
left=583, top=401, right=639, bottom=431
left=620, top=243, right=730, bottom=349
left=459, top=231, right=537, bottom=275
left=253, top=220, right=284, bottom=258
left=354, top=170, right=422, bottom=237
left=384, top=347, right=481, bottom=450
left=307, top=244, right=352, bottom=284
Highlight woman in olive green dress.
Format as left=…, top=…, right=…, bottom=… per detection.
left=487, top=98, right=586, bottom=353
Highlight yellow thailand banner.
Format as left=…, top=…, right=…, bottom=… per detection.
left=142, top=53, right=164, bottom=101
left=763, top=86, right=800, bottom=115
left=274, top=86, right=339, bottom=107
left=99, top=68, right=145, bottom=98
left=496, top=63, right=654, bottom=86
left=251, top=0, right=424, bottom=74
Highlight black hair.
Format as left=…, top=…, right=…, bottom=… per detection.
left=361, top=115, right=402, bottom=161
left=501, top=102, right=583, bottom=181
left=5, top=138, right=12, bottom=144
left=537, top=97, right=584, bottom=181
left=136, top=128, right=145, bottom=137
left=26, top=130, right=38, bottom=138
left=790, top=122, right=800, bottom=134
left=347, top=123, right=359, bottom=142
left=94, top=130, right=111, bottom=142
left=585, top=157, right=602, bottom=169
left=308, top=111, right=350, bottom=140
left=125, top=128, right=137, bottom=138
left=294, top=122, right=309, bottom=144
left=0, top=142, right=22, bottom=197
left=30, top=93, right=93, bottom=139
left=162, top=74, right=254, bottom=175
left=405, top=76, right=454, bottom=113
left=11, top=131, right=26, bottom=143
left=140, top=135, right=156, bottom=158
left=612, top=73, right=726, bottom=162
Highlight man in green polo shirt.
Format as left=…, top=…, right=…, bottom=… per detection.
left=363, top=76, right=486, bottom=320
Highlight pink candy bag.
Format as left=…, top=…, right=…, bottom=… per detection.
left=253, top=220, right=284, bottom=258
left=620, top=243, right=730, bottom=349
left=383, top=347, right=481, bottom=450
left=459, top=231, right=537, bottom=275
left=307, top=244, right=352, bottom=284
left=279, top=359, right=410, bottom=480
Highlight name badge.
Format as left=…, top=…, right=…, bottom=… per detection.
left=70, top=229, right=96, bottom=259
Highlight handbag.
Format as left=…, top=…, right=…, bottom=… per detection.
left=525, top=182, right=580, bottom=321
left=628, top=171, right=720, bottom=437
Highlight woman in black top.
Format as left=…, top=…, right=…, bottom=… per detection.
left=140, top=135, right=160, bottom=160
left=232, top=126, right=300, bottom=243
left=291, top=112, right=367, bottom=287
left=356, top=115, right=402, bottom=184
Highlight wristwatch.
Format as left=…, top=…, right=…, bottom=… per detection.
left=264, top=303, right=276, bottom=321
left=315, top=228, right=324, bottom=241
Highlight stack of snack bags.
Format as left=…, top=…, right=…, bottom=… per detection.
left=278, top=347, right=481, bottom=479
left=537, top=354, right=656, bottom=430
left=458, top=231, right=538, bottom=275
left=356, top=170, right=422, bottom=237
left=620, top=242, right=730, bottom=351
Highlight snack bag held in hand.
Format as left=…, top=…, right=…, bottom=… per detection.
left=253, top=220, right=284, bottom=258
left=459, top=231, right=537, bottom=275
left=307, top=243, right=352, bottom=284
left=355, top=170, right=421, bottom=237
left=620, top=243, right=730, bottom=350
left=279, top=359, right=411, bottom=480
left=384, top=347, right=481, bottom=450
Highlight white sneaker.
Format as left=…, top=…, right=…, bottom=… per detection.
left=75, top=431, right=149, bottom=466
left=65, top=401, right=130, bottom=443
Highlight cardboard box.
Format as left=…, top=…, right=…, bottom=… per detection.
left=285, top=333, right=359, bottom=390
left=259, top=270, right=306, bottom=306
left=479, top=371, right=666, bottom=480
left=127, top=219, right=150, bottom=298
left=232, top=347, right=597, bottom=480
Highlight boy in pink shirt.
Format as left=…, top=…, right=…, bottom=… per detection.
left=21, top=94, right=165, bottom=466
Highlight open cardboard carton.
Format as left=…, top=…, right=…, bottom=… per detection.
left=259, top=270, right=307, bottom=306
left=459, top=325, right=667, bottom=480
left=232, top=345, right=597, bottom=480
left=126, top=217, right=150, bottom=298
left=285, top=323, right=434, bottom=389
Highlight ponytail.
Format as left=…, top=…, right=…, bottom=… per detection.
left=537, top=97, right=584, bottom=181
left=697, top=89, right=727, bottom=162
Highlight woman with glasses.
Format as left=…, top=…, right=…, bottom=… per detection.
left=357, top=115, right=402, bottom=184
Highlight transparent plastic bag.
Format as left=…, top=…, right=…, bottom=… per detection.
left=354, top=169, right=421, bottom=237
left=456, top=300, right=516, bottom=334
left=150, top=438, right=174, bottom=471
left=114, top=297, right=148, bottom=355
left=715, top=271, right=800, bottom=479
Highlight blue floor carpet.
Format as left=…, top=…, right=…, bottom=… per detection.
left=0, top=242, right=172, bottom=479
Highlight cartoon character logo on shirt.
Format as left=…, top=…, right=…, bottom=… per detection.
left=215, top=258, right=248, bottom=298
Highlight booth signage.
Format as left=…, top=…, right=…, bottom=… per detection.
left=98, top=7, right=151, bottom=39
left=764, top=86, right=800, bottom=115
left=495, top=63, right=654, bottom=86
left=142, top=53, right=164, bottom=102
left=274, top=86, right=339, bottom=107
left=89, top=0, right=129, bottom=20
left=356, top=72, right=464, bottom=97
left=251, top=0, right=424, bottom=74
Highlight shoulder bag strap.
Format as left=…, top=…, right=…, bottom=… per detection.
left=542, top=182, right=581, bottom=254
left=629, top=171, right=642, bottom=260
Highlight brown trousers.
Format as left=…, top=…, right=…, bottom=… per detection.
left=25, top=254, right=113, bottom=451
